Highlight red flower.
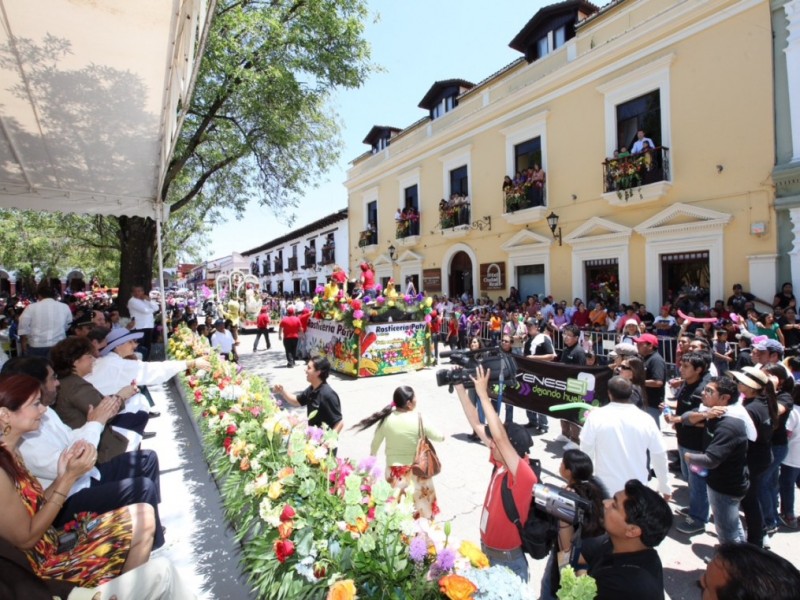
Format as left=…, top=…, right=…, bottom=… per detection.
left=350, top=299, right=362, bottom=311
left=223, top=436, right=233, bottom=453
left=194, top=389, right=203, bottom=403
left=226, top=424, right=238, bottom=436
left=280, top=504, right=296, bottom=522
left=274, top=539, right=295, bottom=563
left=313, top=563, right=327, bottom=579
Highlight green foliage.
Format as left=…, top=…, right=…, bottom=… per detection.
left=162, top=0, right=374, bottom=227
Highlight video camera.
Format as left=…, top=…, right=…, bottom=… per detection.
left=435, top=347, right=517, bottom=390
left=533, top=483, right=592, bottom=527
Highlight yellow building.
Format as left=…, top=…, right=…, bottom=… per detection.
left=345, top=0, right=776, bottom=311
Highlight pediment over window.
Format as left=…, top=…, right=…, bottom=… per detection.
left=397, top=250, right=423, bottom=266
left=634, top=203, right=732, bottom=238
left=564, top=216, right=632, bottom=245
left=500, top=229, right=553, bottom=252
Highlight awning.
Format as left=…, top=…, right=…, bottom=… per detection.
left=0, top=0, right=213, bottom=220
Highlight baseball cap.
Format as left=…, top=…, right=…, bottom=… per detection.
left=624, top=319, right=639, bottom=327
left=484, top=422, right=532, bottom=458
left=753, top=338, right=784, bottom=354
left=633, top=333, right=659, bottom=346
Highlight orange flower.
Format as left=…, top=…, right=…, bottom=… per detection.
left=277, top=467, right=295, bottom=480
left=277, top=521, right=293, bottom=539
left=439, top=574, right=477, bottom=600
left=240, top=456, right=250, bottom=471
left=326, top=579, right=357, bottom=600
left=346, top=516, right=368, bottom=534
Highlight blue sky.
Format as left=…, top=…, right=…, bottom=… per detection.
left=203, top=0, right=550, bottom=259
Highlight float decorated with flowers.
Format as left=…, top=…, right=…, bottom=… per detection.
left=307, top=279, right=435, bottom=377
left=168, top=326, right=550, bottom=599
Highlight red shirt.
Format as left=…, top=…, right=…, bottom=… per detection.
left=571, top=309, right=591, bottom=328
left=256, top=311, right=270, bottom=330
left=279, top=316, right=302, bottom=339
left=480, top=457, right=537, bottom=550
left=331, top=270, right=347, bottom=285
left=361, top=269, right=375, bottom=291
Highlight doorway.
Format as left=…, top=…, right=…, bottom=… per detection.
left=449, top=251, right=473, bottom=300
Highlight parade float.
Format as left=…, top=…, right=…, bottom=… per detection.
left=306, top=279, right=434, bottom=377
left=215, top=270, right=263, bottom=330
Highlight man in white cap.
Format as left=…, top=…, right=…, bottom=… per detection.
left=86, top=327, right=210, bottom=420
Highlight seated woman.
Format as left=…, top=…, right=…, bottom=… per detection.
left=352, top=386, right=444, bottom=520
left=0, top=374, right=154, bottom=586
left=50, top=337, right=145, bottom=463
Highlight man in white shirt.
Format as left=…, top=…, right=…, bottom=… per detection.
left=127, top=285, right=159, bottom=359
left=580, top=376, right=672, bottom=500
left=17, top=282, right=72, bottom=357
left=210, top=319, right=236, bottom=360
left=631, top=129, right=656, bottom=154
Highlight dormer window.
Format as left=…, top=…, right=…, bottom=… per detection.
left=362, top=125, right=401, bottom=154
left=418, top=79, right=474, bottom=121
left=510, top=1, right=598, bottom=63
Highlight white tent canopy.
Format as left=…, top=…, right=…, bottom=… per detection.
left=0, top=0, right=214, bottom=333
left=0, top=0, right=212, bottom=219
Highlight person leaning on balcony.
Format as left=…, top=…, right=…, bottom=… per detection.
left=631, top=129, right=656, bottom=154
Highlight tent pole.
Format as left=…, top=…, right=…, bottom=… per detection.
left=156, top=204, right=168, bottom=348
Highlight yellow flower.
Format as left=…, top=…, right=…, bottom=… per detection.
left=459, top=541, right=489, bottom=569
left=439, top=574, right=477, bottom=600
left=267, top=481, right=283, bottom=500
left=208, top=405, right=218, bottom=416
left=326, top=579, right=357, bottom=600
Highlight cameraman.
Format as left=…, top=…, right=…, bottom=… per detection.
left=455, top=365, right=537, bottom=582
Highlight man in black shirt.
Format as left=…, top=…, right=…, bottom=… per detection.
left=634, top=333, right=666, bottom=425
left=559, top=324, right=586, bottom=365
left=665, top=352, right=710, bottom=535
left=272, top=356, right=343, bottom=432
left=684, top=376, right=748, bottom=543
left=586, top=479, right=672, bottom=600
left=701, top=543, right=800, bottom=600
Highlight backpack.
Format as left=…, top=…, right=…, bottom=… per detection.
left=499, top=458, right=558, bottom=560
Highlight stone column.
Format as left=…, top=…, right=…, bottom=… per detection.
left=786, top=0, right=800, bottom=162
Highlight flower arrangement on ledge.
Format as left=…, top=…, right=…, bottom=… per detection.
left=604, top=154, right=647, bottom=201
left=312, top=280, right=435, bottom=334
left=168, top=326, right=539, bottom=599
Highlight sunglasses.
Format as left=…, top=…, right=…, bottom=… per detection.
left=614, top=365, right=632, bottom=374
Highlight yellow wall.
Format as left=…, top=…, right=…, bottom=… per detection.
left=346, top=0, right=775, bottom=304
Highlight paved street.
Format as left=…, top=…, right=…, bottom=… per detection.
left=148, top=336, right=799, bottom=599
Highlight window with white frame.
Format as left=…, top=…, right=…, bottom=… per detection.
left=598, top=54, right=673, bottom=157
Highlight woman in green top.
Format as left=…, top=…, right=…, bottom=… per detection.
left=757, top=312, right=785, bottom=345
left=352, top=386, right=444, bottom=520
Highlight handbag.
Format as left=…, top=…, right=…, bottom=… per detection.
left=411, top=414, right=441, bottom=479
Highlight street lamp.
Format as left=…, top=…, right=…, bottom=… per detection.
left=388, top=243, right=397, bottom=262
left=546, top=211, right=562, bottom=246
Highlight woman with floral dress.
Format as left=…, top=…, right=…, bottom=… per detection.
left=353, top=386, right=444, bottom=520
left=0, top=374, right=154, bottom=587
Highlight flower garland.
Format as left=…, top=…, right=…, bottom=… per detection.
left=169, top=326, right=543, bottom=599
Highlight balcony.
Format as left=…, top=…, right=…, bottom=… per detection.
left=396, top=212, right=420, bottom=244
left=602, top=147, right=671, bottom=206
left=320, top=244, right=335, bottom=265
left=304, top=253, right=317, bottom=269
left=439, top=202, right=470, bottom=239
left=501, top=185, right=548, bottom=225
left=287, top=256, right=298, bottom=271
left=273, top=261, right=283, bottom=274
left=358, top=228, right=378, bottom=248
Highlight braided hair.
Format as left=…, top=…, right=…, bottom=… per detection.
left=351, top=386, right=415, bottom=432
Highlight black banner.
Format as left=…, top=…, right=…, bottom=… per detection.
left=502, top=357, right=613, bottom=428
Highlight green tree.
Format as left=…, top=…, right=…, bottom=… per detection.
left=116, top=0, right=373, bottom=310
